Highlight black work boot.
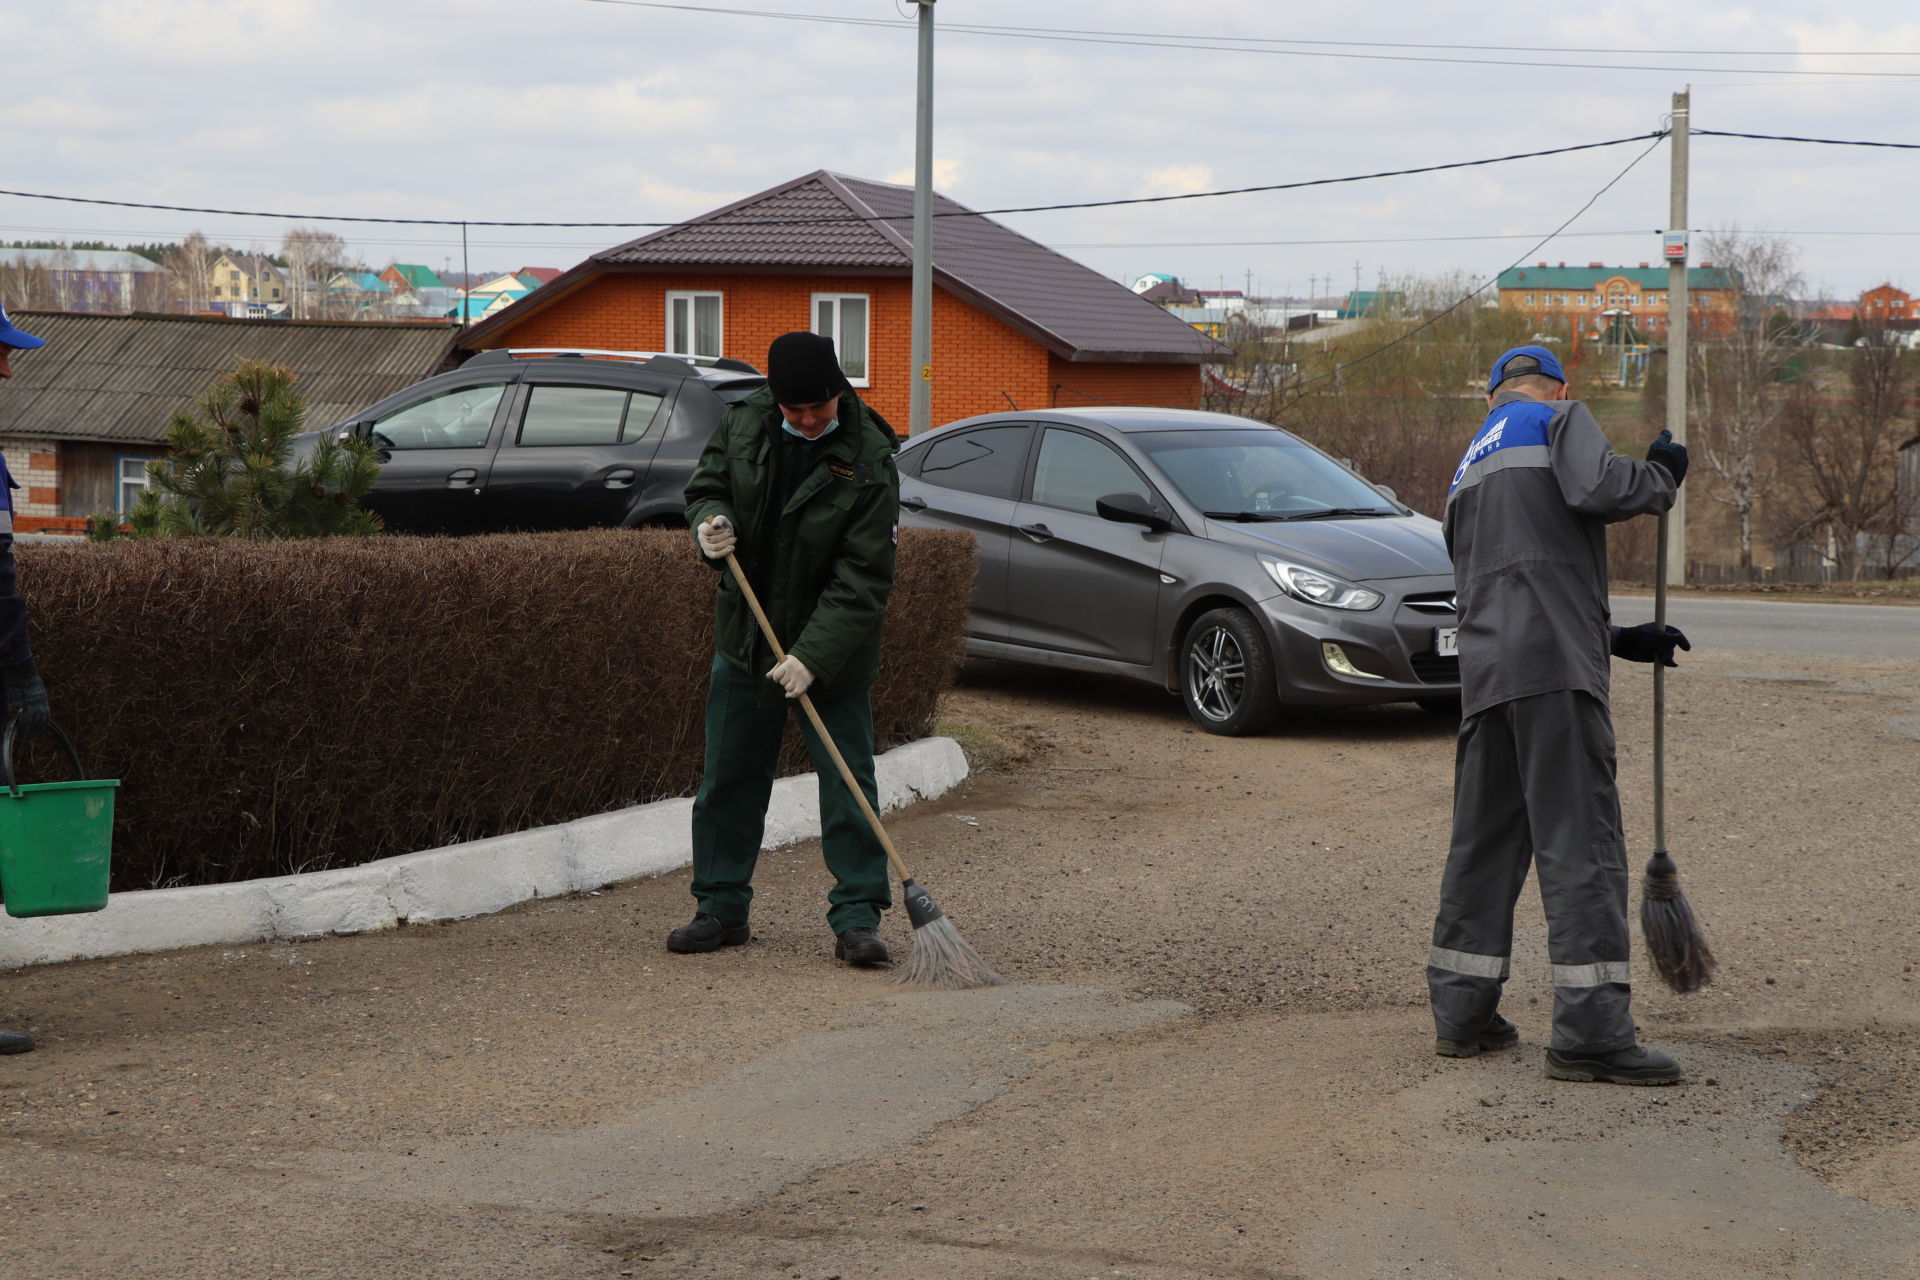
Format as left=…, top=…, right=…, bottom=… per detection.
left=834, top=926, right=891, bottom=967
left=0, top=1028, right=33, bottom=1055
left=1544, top=1043, right=1683, bottom=1085
left=1435, top=1013, right=1520, bottom=1059
left=666, top=913, right=750, bottom=954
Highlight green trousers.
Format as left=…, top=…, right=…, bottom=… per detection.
left=690, top=655, right=892, bottom=933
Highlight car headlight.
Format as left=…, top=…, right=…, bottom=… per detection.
left=1260, top=557, right=1384, bottom=611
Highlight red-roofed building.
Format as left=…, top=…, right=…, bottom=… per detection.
left=455, top=172, right=1230, bottom=428
left=1860, top=284, right=1913, bottom=322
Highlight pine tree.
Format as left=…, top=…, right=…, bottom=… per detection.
left=128, top=359, right=384, bottom=539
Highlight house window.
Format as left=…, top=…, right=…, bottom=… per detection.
left=1630, top=294, right=1640, bottom=307
left=812, top=293, right=870, bottom=386
left=1558, top=294, right=1569, bottom=306
left=666, top=292, right=723, bottom=359
left=116, top=455, right=162, bottom=513
left=1524, top=293, right=1535, bottom=306
left=230, top=270, right=240, bottom=282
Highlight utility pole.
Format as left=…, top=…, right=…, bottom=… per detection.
left=1663, top=88, right=1690, bottom=586
left=909, top=0, right=936, bottom=437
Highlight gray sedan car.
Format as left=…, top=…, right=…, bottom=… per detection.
left=897, top=407, right=1460, bottom=734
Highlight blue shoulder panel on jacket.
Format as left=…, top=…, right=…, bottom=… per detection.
left=1448, top=400, right=1555, bottom=496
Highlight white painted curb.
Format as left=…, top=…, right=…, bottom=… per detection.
left=0, top=737, right=969, bottom=970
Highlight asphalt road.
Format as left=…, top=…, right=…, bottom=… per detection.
left=5, top=643, right=1919, bottom=1277
left=1611, top=594, right=1920, bottom=660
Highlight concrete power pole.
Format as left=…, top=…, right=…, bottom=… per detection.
left=1664, top=88, right=1691, bottom=586
left=909, top=0, right=937, bottom=437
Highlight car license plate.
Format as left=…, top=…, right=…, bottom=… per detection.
left=1435, top=627, right=1458, bottom=657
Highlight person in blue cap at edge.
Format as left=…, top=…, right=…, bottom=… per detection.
left=1427, top=344, right=1692, bottom=1085
left=0, top=300, right=55, bottom=1055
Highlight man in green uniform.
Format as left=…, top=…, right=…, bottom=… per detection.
left=672, top=331, right=901, bottom=966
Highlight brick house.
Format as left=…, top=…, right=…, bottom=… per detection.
left=0, top=312, right=457, bottom=533
left=1859, top=283, right=1913, bottom=323
left=1496, top=262, right=1740, bottom=340
left=454, top=171, right=1230, bottom=427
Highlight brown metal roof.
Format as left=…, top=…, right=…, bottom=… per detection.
left=461, top=171, right=1230, bottom=364
left=600, top=173, right=904, bottom=269
left=0, top=311, right=458, bottom=444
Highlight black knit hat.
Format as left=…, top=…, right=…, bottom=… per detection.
left=766, top=331, right=850, bottom=405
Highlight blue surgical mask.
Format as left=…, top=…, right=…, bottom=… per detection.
left=781, top=417, right=839, bottom=441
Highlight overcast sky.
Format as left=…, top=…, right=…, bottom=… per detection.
left=11, top=0, right=1920, bottom=299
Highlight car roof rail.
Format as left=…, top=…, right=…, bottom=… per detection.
left=480, top=346, right=762, bottom=374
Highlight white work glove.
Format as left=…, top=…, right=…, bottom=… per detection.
left=696, top=515, right=736, bottom=560
left=767, top=655, right=814, bottom=699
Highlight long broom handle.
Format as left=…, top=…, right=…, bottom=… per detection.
left=1652, top=510, right=1669, bottom=857
left=719, top=549, right=916, bottom=886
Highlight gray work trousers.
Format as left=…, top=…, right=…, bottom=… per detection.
left=1427, top=689, right=1636, bottom=1054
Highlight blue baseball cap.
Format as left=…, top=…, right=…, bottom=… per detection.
left=0, top=301, right=45, bottom=351
left=1488, top=344, right=1564, bottom=392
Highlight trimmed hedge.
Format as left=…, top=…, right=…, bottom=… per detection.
left=13, top=528, right=974, bottom=891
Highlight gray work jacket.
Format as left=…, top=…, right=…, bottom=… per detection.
left=1442, top=390, right=1675, bottom=719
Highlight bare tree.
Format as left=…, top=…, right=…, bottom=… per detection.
left=1690, top=230, right=1803, bottom=575
left=1781, top=328, right=1914, bottom=579
left=0, top=251, right=51, bottom=310
left=1262, top=272, right=1534, bottom=516
left=163, top=232, right=219, bottom=313
left=279, top=226, right=354, bottom=320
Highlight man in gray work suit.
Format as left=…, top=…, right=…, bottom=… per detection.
left=1427, top=344, right=1691, bottom=1086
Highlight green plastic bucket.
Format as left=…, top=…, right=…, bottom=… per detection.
left=0, top=722, right=117, bottom=919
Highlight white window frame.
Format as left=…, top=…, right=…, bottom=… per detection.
left=811, top=292, right=871, bottom=388
left=665, top=291, right=724, bottom=360
left=116, top=455, right=162, bottom=513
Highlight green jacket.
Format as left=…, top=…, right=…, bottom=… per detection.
left=684, top=386, right=900, bottom=700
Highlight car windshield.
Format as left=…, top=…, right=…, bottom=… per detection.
left=1133, top=429, right=1399, bottom=520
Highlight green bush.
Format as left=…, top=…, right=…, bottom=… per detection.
left=128, top=358, right=382, bottom=539
left=15, top=528, right=974, bottom=890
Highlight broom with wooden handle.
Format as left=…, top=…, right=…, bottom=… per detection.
left=720, top=548, right=1003, bottom=990
left=1641, top=510, right=1716, bottom=993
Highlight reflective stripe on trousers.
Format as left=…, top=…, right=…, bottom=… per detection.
left=1427, top=690, right=1637, bottom=1055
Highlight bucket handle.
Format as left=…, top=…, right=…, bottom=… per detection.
left=0, top=718, right=87, bottom=799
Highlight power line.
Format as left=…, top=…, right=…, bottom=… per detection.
left=1281, top=133, right=1669, bottom=396
left=1693, top=128, right=1920, bottom=149
left=1053, top=229, right=1655, bottom=250
left=570, top=2, right=1920, bottom=77
left=0, top=133, right=1665, bottom=228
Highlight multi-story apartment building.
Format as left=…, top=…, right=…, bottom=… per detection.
left=1496, top=262, right=1740, bottom=340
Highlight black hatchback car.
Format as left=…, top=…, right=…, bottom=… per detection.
left=897, top=407, right=1461, bottom=734
left=291, top=348, right=767, bottom=533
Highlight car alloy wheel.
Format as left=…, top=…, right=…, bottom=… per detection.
left=1180, top=607, right=1280, bottom=736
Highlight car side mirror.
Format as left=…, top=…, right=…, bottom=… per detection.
left=339, top=420, right=375, bottom=443
left=1096, top=491, right=1174, bottom=533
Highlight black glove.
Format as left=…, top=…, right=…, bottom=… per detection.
left=1646, top=429, right=1689, bottom=487
left=1611, top=622, right=1691, bottom=667
left=2, top=657, right=50, bottom=735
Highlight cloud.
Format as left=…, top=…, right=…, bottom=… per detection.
left=882, top=159, right=964, bottom=190
left=1142, top=166, right=1216, bottom=198
left=7, top=0, right=1919, bottom=293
